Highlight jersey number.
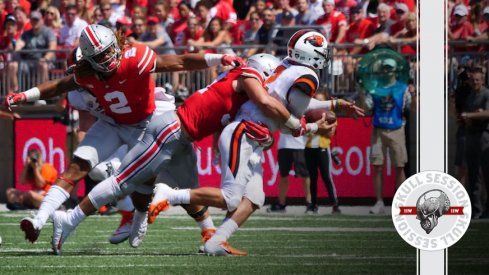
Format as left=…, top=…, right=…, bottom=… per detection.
left=104, top=91, right=132, bottom=114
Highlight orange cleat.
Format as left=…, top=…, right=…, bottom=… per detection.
left=147, top=200, right=170, bottom=224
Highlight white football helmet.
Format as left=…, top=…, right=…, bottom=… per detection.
left=287, top=29, right=330, bottom=69
left=247, top=53, right=280, bottom=81
left=79, top=24, right=121, bottom=73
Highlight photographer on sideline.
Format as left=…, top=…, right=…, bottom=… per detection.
left=6, top=149, right=58, bottom=210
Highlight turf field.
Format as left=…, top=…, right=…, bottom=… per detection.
left=0, top=210, right=487, bottom=274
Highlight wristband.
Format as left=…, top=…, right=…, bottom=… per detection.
left=307, top=123, right=318, bottom=134
left=204, top=53, right=224, bottom=67
left=24, top=87, right=41, bottom=102
left=284, top=115, right=301, bottom=130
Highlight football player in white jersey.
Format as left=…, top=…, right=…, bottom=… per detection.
left=150, top=29, right=365, bottom=256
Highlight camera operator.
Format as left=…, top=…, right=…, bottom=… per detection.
left=6, top=149, right=58, bottom=210
left=304, top=91, right=341, bottom=214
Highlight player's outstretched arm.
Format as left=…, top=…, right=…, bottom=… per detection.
left=240, top=76, right=319, bottom=136
left=154, top=53, right=244, bottom=73
left=4, top=75, right=78, bottom=110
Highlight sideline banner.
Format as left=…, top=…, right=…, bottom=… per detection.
left=13, top=118, right=395, bottom=199
left=14, top=119, right=85, bottom=196
left=195, top=117, right=396, bottom=199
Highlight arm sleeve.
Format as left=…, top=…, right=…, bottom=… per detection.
left=287, top=88, right=333, bottom=117
left=287, top=74, right=319, bottom=98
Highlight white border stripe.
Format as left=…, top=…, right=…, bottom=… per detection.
left=139, top=51, right=155, bottom=75
left=137, top=46, right=150, bottom=68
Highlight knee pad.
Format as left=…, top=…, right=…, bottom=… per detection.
left=187, top=206, right=208, bottom=219
left=88, top=176, right=122, bottom=209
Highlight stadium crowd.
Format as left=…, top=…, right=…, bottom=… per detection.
left=0, top=0, right=421, bottom=95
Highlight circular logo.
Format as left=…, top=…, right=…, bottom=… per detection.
left=392, top=171, right=471, bottom=251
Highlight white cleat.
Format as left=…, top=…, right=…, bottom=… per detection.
left=129, top=210, right=148, bottom=248
left=51, top=211, right=75, bottom=255
left=203, top=240, right=248, bottom=256
left=369, top=200, right=386, bottom=214
left=109, top=217, right=132, bottom=244
left=148, top=183, right=173, bottom=224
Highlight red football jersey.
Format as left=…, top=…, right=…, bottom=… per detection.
left=75, top=43, right=157, bottom=124
left=315, top=11, right=347, bottom=43
left=177, top=67, right=263, bottom=141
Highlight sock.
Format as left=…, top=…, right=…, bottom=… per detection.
left=66, top=206, right=87, bottom=227
left=197, top=216, right=215, bottom=231
left=116, top=196, right=135, bottom=212
left=209, top=218, right=239, bottom=244
left=36, top=185, right=70, bottom=228
left=168, top=189, right=190, bottom=205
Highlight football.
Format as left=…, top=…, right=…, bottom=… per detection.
left=304, top=109, right=337, bottom=124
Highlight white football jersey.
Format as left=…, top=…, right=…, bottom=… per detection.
left=68, top=87, right=176, bottom=124
left=236, top=58, right=319, bottom=132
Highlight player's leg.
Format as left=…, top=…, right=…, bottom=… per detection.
left=51, top=112, right=185, bottom=253
left=154, top=144, right=218, bottom=246
left=22, top=120, right=122, bottom=243
left=149, top=122, right=251, bottom=216
left=204, top=165, right=264, bottom=256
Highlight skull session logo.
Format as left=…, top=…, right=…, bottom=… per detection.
left=392, top=171, right=471, bottom=251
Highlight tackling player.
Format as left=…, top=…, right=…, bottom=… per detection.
left=149, top=30, right=365, bottom=256
left=47, top=51, right=326, bottom=255
left=4, top=24, right=244, bottom=244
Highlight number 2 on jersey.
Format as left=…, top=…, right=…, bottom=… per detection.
left=104, top=91, right=132, bottom=114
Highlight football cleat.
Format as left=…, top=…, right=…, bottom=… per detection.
left=20, top=217, right=41, bottom=243
left=148, top=183, right=172, bottom=224
left=198, top=228, right=216, bottom=254
left=129, top=210, right=148, bottom=248
left=51, top=211, right=75, bottom=255
left=204, top=241, right=248, bottom=256
left=109, top=211, right=134, bottom=244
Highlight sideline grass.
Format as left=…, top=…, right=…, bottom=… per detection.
left=0, top=211, right=486, bottom=274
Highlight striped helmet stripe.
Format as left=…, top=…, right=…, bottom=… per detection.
left=84, top=25, right=102, bottom=49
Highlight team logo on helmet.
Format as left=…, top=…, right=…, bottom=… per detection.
left=304, top=35, right=324, bottom=47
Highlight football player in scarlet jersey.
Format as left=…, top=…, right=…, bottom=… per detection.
left=4, top=24, right=245, bottom=245
left=150, top=30, right=365, bottom=256
left=46, top=48, right=331, bottom=255
left=64, top=47, right=219, bottom=248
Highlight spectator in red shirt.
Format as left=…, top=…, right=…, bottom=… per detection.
left=314, top=0, right=348, bottom=44
left=354, top=3, right=395, bottom=50
left=390, top=12, right=417, bottom=55
left=175, top=16, right=203, bottom=50
left=195, top=0, right=211, bottom=28
left=0, top=13, right=18, bottom=91
left=0, top=0, right=7, bottom=33
left=449, top=5, right=474, bottom=41
left=335, top=0, right=358, bottom=22
left=169, top=1, right=193, bottom=43
left=209, top=0, right=238, bottom=28
left=390, top=2, right=409, bottom=35
left=166, top=0, right=181, bottom=22
left=13, top=6, right=29, bottom=37
left=346, top=6, right=375, bottom=54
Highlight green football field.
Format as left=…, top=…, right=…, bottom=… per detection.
left=0, top=210, right=487, bottom=274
